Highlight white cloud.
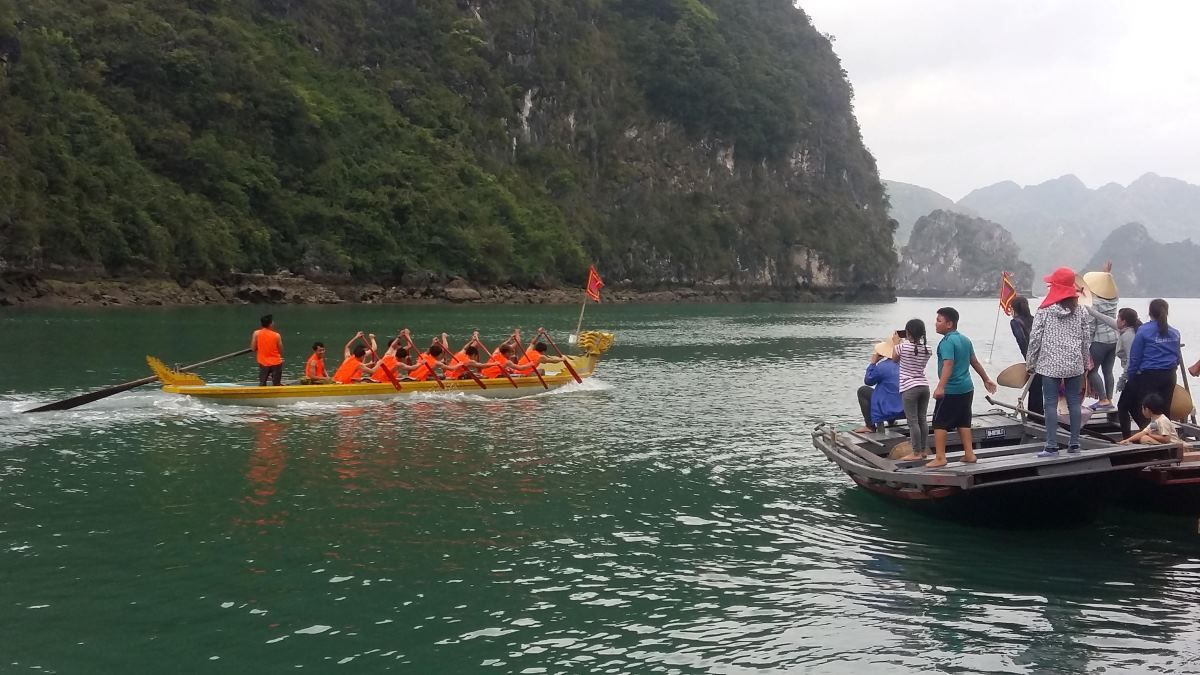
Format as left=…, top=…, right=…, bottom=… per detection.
left=800, top=0, right=1200, bottom=198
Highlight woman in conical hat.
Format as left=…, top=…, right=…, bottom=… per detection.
left=1082, top=262, right=1120, bottom=409
left=1026, top=267, right=1092, bottom=457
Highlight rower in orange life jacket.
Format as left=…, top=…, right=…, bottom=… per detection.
left=443, top=344, right=493, bottom=379
left=303, top=341, right=332, bottom=383
left=250, top=314, right=284, bottom=386
left=408, top=343, right=447, bottom=382
left=513, top=341, right=567, bottom=375
left=332, top=332, right=378, bottom=384
left=369, top=337, right=423, bottom=383
left=481, top=344, right=518, bottom=379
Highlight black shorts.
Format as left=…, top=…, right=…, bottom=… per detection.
left=932, top=390, right=973, bottom=431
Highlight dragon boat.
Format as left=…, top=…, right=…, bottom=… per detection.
left=150, top=331, right=615, bottom=407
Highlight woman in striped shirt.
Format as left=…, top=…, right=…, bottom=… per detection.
left=893, top=318, right=933, bottom=460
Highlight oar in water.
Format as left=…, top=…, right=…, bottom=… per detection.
left=537, top=327, right=582, bottom=384
left=23, top=348, right=253, bottom=413
left=472, top=336, right=519, bottom=389
left=511, top=332, right=548, bottom=390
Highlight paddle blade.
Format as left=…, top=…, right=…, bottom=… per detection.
left=996, top=363, right=1029, bottom=388
left=146, top=356, right=206, bottom=386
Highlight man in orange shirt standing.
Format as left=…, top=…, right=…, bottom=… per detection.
left=250, top=314, right=284, bottom=386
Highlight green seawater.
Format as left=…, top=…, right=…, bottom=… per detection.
left=2, top=299, right=1200, bottom=673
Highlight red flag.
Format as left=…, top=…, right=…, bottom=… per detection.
left=585, top=265, right=604, bottom=302
left=999, top=271, right=1017, bottom=316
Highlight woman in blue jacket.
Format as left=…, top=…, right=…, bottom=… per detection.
left=1121, top=298, right=1181, bottom=437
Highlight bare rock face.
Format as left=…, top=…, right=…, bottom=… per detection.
left=897, top=210, right=1034, bottom=296
left=442, top=278, right=482, bottom=302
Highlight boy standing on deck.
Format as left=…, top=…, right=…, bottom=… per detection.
left=250, top=314, right=284, bottom=386
left=927, top=307, right=998, bottom=468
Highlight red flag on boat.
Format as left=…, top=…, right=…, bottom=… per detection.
left=999, top=271, right=1017, bottom=316
left=586, top=265, right=604, bottom=302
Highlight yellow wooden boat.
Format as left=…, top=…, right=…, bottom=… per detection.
left=151, top=332, right=614, bottom=406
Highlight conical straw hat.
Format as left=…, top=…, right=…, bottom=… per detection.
left=1082, top=271, right=1119, bottom=300
left=997, top=363, right=1028, bottom=388
left=1170, top=385, right=1194, bottom=422
left=873, top=333, right=901, bottom=359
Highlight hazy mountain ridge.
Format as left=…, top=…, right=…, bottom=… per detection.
left=896, top=210, right=1033, bottom=296
left=882, top=180, right=973, bottom=246
left=1084, top=223, right=1200, bottom=297
left=885, top=173, right=1200, bottom=283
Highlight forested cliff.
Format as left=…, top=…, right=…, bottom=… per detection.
left=0, top=0, right=894, bottom=294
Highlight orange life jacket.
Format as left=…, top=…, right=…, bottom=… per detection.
left=333, top=356, right=364, bottom=384
left=444, top=350, right=470, bottom=379
left=253, top=328, right=283, bottom=367
left=370, top=354, right=399, bottom=383
left=481, top=352, right=509, bottom=379
left=305, top=353, right=326, bottom=379
left=410, top=352, right=440, bottom=381
left=516, top=347, right=541, bottom=371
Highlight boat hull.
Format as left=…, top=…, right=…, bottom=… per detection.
left=162, top=356, right=597, bottom=406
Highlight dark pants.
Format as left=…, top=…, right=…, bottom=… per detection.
left=1119, top=368, right=1175, bottom=436
left=858, top=385, right=875, bottom=429
left=1087, top=341, right=1117, bottom=401
left=1027, top=374, right=1044, bottom=416
left=259, top=364, right=283, bottom=386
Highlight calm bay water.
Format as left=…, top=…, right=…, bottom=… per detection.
left=2, top=298, right=1200, bottom=673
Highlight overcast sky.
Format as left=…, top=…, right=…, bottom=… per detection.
left=800, top=0, right=1200, bottom=200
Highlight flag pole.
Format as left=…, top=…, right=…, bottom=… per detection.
left=987, top=304, right=1001, bottom=364
left=571, top=292, right=588, bottom=344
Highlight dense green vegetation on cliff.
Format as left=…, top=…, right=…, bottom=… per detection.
left=0, top=0, right=894, bottom=288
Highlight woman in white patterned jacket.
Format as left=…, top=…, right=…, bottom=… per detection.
left=1026, top=267, right=1093, bottom=457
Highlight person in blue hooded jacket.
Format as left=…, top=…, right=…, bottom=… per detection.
left=1122, top=298, right=1182, bottom=437
left=854, top=338, right=904, bottom=433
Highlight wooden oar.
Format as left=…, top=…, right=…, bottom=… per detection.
left=473, top=337, right=519, bottom=389
left=537, top=328, right=582, bottom=384
left=511, top=332, right=548, bottom=390
left=23, top=348, right=252, bottom=413
left=363, top=334, right=402, bottom=391
left=404, top=334, right=445, bottom=390
left=442, top=337, right=486, bottom=390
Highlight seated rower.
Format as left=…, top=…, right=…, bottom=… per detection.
left=408, top=343, right=448, bottom=382
left=444, top=344, right=493, bottom=379
left=370, top=339, right=423, bottom=383
left=512, top=341, right=568, bottom=376
left=481, top=344, right=519, bottom=379
left=302, top=342, right=332, bottom=384
left=332, top=332, right=377, bottom=384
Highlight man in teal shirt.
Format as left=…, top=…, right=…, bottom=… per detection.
left=926, top=307, right=998, bottom=468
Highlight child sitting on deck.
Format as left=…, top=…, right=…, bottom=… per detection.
left=1118, top=393, right=1184, bottom=448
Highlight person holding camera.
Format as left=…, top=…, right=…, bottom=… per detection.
left=892, top=319, right=933, bottom=460
left=853, top=333, right=904, bottom=434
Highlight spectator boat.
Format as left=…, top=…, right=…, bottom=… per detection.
left=812, top=404, right=1184, bottom=525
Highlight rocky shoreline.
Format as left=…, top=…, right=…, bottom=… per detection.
left=0, top=272, right=895, bottom=308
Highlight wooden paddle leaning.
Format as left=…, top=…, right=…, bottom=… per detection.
left=362, top=333, right=402, bottom=391
left=537, top=328, right=582, bottom=384
left=510, top=332, right=548, bottom=390
left=23, top=348, right=253, bottom=413
left=403, top=333, right=445, bottom=390
left=472, top=336, right=519, bottom=389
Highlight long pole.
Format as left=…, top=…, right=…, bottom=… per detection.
left=573, top=293, right=588, bottom=340
left=24, top=348, right=253, bottom=413
left=1178, top=347, right=1196, bottom=425
left=987, top=304, right=1002, bottom=364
